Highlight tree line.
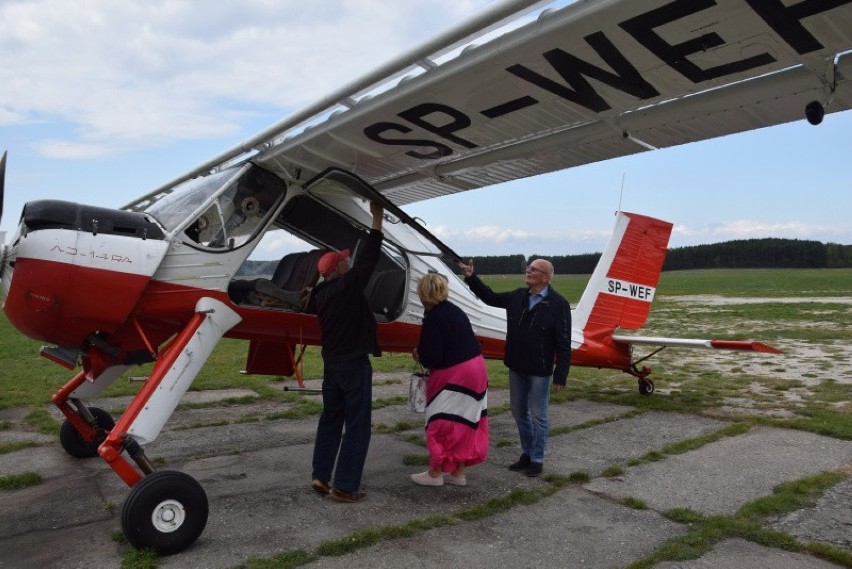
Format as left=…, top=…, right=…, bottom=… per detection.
left=460, top=238, right=852, bottom=275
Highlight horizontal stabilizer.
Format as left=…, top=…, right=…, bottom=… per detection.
left=612, top=335, right=782, bottom=354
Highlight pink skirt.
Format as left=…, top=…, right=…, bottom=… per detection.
left=424, top=355, right=489, bottom=472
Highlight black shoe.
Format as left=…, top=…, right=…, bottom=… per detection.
left=525, top=462, right=543, bottom=477
left=508, top=454, right=531, bottom=471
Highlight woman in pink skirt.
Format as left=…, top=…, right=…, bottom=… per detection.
left=410, top=273, right=489, bottom=486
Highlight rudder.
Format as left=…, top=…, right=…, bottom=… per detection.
left=573, top=211, right=673, bottom=336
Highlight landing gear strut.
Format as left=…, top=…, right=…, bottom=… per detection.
left=50, top=297, right=239, bottom=555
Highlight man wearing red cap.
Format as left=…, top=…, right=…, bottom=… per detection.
left=307, top=201, right=384, bottom=503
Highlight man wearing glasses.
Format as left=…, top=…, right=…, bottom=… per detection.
left=457, top=258, right=571, bottom=477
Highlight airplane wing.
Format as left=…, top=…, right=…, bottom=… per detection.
left=126, top=0, right=852, bottom=210
left=611, top=334, right=782, bottom=354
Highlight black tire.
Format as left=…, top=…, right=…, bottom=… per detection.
left=638, top=378, right=655, bottom=396
left=58, top=407, right=115, bottom=458
left=122, top=470, right=209, bottom=556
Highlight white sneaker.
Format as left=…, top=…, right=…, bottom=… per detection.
left=443, top=473, right=467, bottom=486
left=410, top=471, right=444, bottom=486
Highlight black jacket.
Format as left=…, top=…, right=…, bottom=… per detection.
left=308, top=229, right=382, bottom=363
left=464, top=275, right=571, bottom=384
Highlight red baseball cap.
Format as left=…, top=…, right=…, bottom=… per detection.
left=317, top=249, right=350, bottom=277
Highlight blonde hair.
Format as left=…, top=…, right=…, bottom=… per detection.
left=417, top=273, right=449, bottom=309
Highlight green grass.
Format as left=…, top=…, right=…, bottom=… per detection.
left=0, top=471, right=42, bottom=490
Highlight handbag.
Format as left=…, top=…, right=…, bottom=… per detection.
left=407, top=368, right=428, bottom=412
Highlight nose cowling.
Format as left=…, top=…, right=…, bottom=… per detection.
left=2, top=200, right=168, bottom=348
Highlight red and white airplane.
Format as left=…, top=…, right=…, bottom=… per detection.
left=2, top=0, right=849, bottom=556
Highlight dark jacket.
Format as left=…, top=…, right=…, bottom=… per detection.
left=464, top=274, right=571, bottom=385
left=417, top=300, right=482, bottom=370
left=308, top=229, right=382, bottom=363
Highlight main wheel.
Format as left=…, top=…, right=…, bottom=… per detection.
left=59, top=407, right=115, bottom=458
left=121, top=470, right=209, bottom=556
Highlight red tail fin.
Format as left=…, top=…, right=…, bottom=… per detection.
left=574, top=211, right=673, bottom=337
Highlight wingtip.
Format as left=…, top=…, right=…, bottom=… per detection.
left=752, top=342, right=784, bottom=354
left=710, top=340, right=783, bottom=354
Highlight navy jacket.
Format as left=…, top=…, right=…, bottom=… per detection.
left=417, top=300, right=482, bottom=371
left=464, top=275, right=571, bottom=385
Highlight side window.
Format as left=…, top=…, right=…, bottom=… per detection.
left=187, top=203, right=225, bottom=247
left=183, top=166, right=284, bottom=250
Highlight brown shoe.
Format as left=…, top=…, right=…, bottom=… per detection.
left=329, top=487, right=367, bottom=503
left=311, top=479, right=331, bottom=495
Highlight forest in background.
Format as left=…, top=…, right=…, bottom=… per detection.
left=239, top=238, right=852, bottom=277
left=454, top=238, right=852, bottom=275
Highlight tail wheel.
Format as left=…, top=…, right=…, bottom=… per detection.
left=59, top=407, right=115, bottom=458
left=638, top=378, right=655, bottom=395
left=122, top=470, right=209, bottom=556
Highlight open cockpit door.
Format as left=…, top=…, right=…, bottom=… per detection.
left=230, top=167, right=466, bottom=326
left=306, top=168, right=463, bottom=264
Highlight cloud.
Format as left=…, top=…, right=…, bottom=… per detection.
left=0, top=0, right=492, bottom=157
left=33, top=139, right=118, bottom=160
left=464, top=225, right=533, bottom=242
left=416, top=221, right=614, bottom=256
left=673, top=220, right=851, bottom=245
left=0, top=107, right=28, bottom=126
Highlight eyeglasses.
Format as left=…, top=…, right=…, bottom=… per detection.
left=526, top=265, right=547, bottom=275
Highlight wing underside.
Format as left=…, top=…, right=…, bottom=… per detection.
left=127, top=0, right=852, bottom=210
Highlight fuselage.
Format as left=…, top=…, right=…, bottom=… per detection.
left=0, top=164, right=643, bottom=383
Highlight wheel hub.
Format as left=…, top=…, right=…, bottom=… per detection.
left=152, top=500, right=185, bottom=533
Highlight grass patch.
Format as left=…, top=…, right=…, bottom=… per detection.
left=621, top=496, right=648, bottom=510
left=120, top=547, right=159, bottom=569
left=550, top=410, right=640, bottom=437
left=25, top=407, right=60, bottom=435
left=402, top=454, right=429, bottom=466
left=311, top=487, right=552, bottom=560
left=757, top=408, right=852, bottom=440
left=238, top=550, right=317, bottom=569
left=601, top=465, right=625, bottom=477
left=0, top=471, right=42, bottom=490
left=0, top=440, right=43, bottom=454
left=628, top=423, right=752, bottom=466
left=736, top=471, right=848, bottom=521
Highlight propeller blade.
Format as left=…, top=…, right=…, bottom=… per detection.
left=0, top=150, right=6, bottom=223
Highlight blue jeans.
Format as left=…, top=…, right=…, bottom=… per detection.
left=311, top=356, right=373, bottom=493
left=509, top=370, right=552, bottom=463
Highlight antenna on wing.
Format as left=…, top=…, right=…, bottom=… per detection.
left=618, top=172, right=625, bottom=212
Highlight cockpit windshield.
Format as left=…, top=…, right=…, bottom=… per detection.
left=142, top=167, right=241, bottom=232
left=142, top=165, right=287, bottom=251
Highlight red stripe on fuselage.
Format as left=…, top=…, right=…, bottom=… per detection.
left=3, top=257, right=151, bottom=346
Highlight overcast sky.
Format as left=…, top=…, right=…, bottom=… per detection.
left=2, top=0, right=850, bottom=258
